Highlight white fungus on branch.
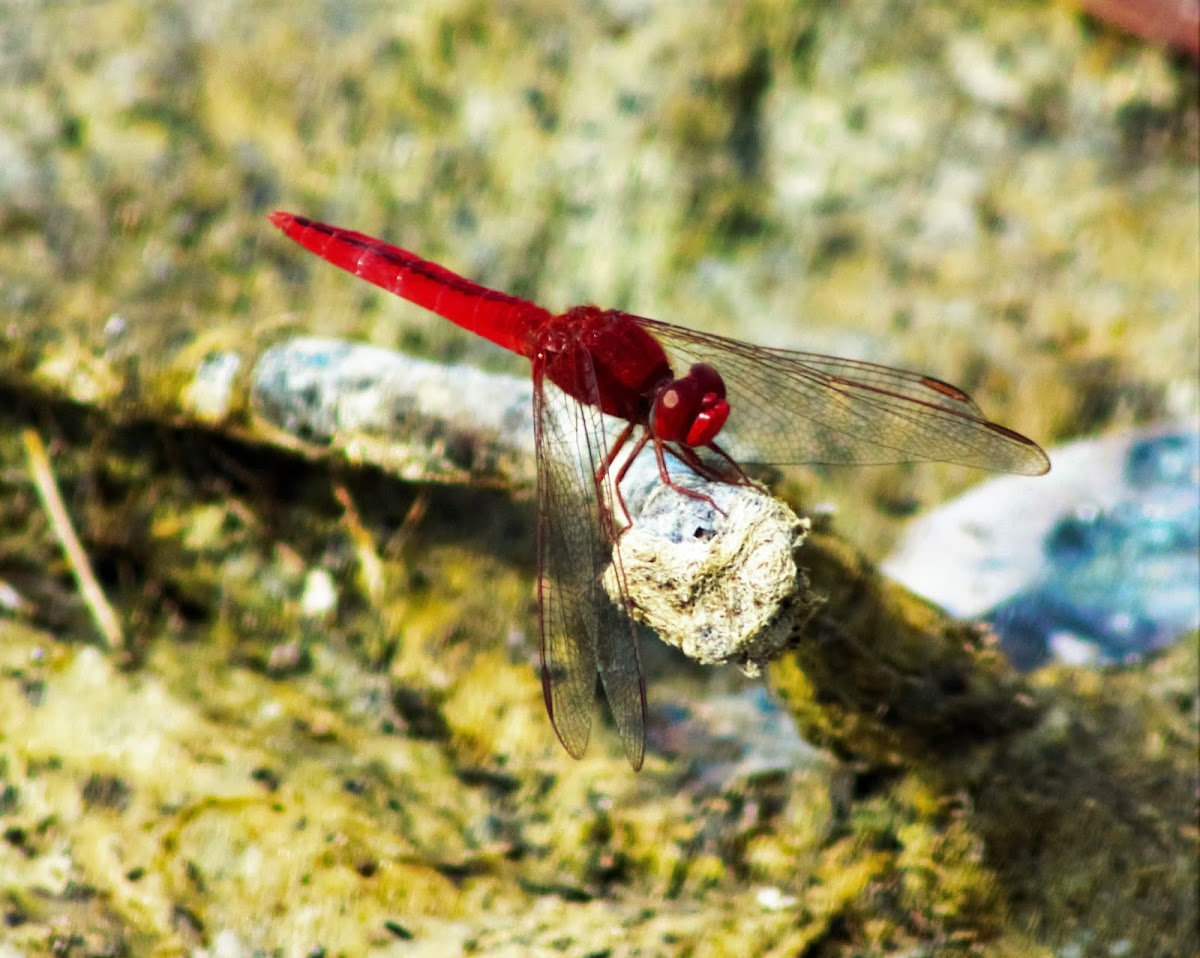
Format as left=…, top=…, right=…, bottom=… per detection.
left=606, top=459, right=812, bottom=675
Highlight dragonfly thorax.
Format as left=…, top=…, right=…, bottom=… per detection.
left=650, top=363, right=730, bottom=447
left=539, top=306, right=674, bottom=423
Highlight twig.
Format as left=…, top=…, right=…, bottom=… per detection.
left=22, top=427, right=124, bottom=650
left=250, top=338, right=537, bottom=489
left=333, top=481, right=386, bottom=605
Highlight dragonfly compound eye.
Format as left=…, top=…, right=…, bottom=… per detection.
left=651, top=379, right=702, bottom=443
left=651, top=371, right=731, bottom=447
left=676, top=364, right=730, bottom=446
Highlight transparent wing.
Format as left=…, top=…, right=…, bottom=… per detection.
left=637, top=317, right=1049, bottom=475
left=533, top=348, right=646, bottom=769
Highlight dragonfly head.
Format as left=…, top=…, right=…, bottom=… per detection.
left=651, top=363, right=730, bottom=447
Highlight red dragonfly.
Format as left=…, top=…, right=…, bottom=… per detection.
left=269, top=211, right=1050, bottom=770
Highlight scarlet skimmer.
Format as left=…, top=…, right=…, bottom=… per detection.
left=270, top=211, right=1049, bottom=770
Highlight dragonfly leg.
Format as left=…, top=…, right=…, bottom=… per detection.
left=595, top=421, right=638, bottom=531
left=609, top=428, right=651, bottom=529
left=703, top=440, right=768, bottom=492
left=595, top=421, right=637, bottom=485
left=653, top=440, right=729, bottom=517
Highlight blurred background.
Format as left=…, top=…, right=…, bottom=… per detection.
left=0, top=0, right=1196, bottom=954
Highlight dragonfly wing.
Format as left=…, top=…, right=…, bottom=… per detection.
left=533, top=350, right=646, bottom=769
left=641, top=318, right=1049, bottom=475
left=595, top=533, right=647, bottom=771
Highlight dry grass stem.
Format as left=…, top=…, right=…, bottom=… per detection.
left=22, top=427, right=124, bottom=650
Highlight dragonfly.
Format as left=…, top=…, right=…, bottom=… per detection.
left=269, top=211, right=1050, bottom=770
